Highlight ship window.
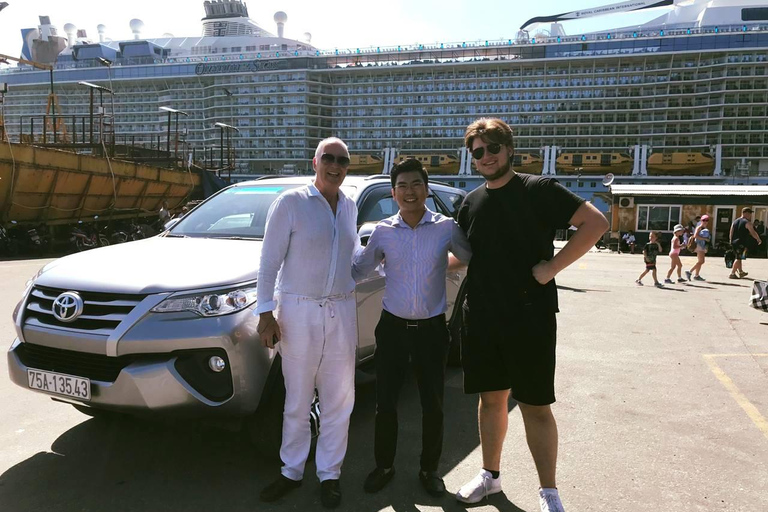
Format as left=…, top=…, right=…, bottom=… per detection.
left=743, top=8, right=768, bottom=21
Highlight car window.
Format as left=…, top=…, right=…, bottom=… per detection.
left=170, top=184, right=301, bottom=239
left=434, top=189, right=465, bottom=218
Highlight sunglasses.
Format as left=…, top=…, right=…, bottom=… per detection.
left=320, top=153, right=350, bottom=167
left=471, top=143, right=503, bottom=160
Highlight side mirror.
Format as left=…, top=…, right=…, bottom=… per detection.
left=164, top=218, right=181, bottom=231
left=357, top=222, right=376, bottom=247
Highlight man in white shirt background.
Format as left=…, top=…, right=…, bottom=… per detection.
left=352, top=158, right=472, bottom=497
left=256, top=137, right=358, bottom=509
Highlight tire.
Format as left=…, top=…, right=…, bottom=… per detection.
left=247, top=355, right=286, bottom=461
left=98, top=235, right=110, bottom=247
left=74, top=238, right=88, bottom=252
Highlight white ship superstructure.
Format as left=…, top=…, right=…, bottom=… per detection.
left=2, top=0, right=768, bottom=184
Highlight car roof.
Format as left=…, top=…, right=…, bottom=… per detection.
left=233, top=175, right=463, bottom=193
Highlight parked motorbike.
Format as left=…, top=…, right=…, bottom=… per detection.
left=0, top=224, right=20, bottom=257
left=70, top=217, right=110, bottom=252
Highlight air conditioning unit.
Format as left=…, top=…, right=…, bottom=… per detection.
left=619, top=197, right=635, bottom=209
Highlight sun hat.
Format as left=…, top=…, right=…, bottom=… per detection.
left=673, top=224, right=684, bottom=232
left=701, top=214, right=710, bottom=221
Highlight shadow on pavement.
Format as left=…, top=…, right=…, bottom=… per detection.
left=659, top=287, right=686, bottom=292
left=0, top=368, right=528, bottom=512
left=707, top=280, right=752, bottom=288
left=556, top=285, right=608, bottom=293
left=683, top=283, right=717, bottom=290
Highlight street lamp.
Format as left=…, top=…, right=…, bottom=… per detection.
left=215, top=121, right=239, bottom=182
left=160, top=106, right=189, bottom=163
left=78, top=81, right=113, bottom=144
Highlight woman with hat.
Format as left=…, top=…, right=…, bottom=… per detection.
left=686, top=214, right=711, bottom=281
left=664, top=224, right=686, bottom=284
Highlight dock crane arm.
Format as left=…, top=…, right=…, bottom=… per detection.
left=520, top=0, right=675, bottom=30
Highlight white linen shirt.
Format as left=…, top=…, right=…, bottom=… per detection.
left=255, top=183, right=359, bottom=314
left=352, top=209, right=472, bottom=320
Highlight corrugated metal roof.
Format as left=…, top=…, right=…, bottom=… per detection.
left=611, top=184, right=768, bottom=196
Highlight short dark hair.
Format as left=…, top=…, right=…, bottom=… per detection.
left=390, top=158, right=428, bottom=188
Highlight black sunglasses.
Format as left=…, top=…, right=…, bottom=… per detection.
left=320, top=153, right=350, bottom=167
left=471, top=143, right=503, bottom=160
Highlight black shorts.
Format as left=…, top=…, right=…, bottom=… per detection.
left=461, top=305, right=557, bottom=406
left=732, top=244, right=747, bottom=260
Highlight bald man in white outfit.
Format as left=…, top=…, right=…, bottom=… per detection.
left=256, top=137, right=358, bottom=509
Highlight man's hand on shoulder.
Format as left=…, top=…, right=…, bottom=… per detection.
left=258, top=312, right=282, bottom=348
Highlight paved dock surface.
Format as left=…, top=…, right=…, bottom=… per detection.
left=0, top=252, right=766, bottom=511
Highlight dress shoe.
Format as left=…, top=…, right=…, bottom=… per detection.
left=320, top=479, right=342, bottom=509
left=363, top=467, right=395, bottom=493
left=259, top=475, right=302, bottom=502
left=419, top=470, right=446, bottom=497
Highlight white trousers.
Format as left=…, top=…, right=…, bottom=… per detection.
left=276, top=293, right=357, bottom=482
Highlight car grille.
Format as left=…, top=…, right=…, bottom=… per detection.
left=15, top=342, right=141, bottom=382
left=24, top=286, right=146, bottom=336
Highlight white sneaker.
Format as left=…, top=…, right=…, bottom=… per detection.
left=455, top=470, right=502, bottom=504
left=539, top=487, right=565, bottom=512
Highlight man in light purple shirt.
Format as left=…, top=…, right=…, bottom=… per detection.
left=352, top=158, right=471, bottom=497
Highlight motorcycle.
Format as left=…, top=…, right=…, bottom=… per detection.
left=70, top=217, right=110, bottom=252
left=0, top=224, right=20, bottom=257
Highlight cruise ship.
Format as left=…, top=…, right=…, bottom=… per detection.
left=2, top=0, right=768, bottom=213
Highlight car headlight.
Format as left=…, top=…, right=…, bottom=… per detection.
left=151, top=287, right=258, bottom=317
left=24, top=264, right=49, bottom=295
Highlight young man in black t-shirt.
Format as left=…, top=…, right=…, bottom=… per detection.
left=454, top=118, right=608, bottom=512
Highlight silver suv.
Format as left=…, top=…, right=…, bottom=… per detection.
left=7, top=176, right=467, bottom=455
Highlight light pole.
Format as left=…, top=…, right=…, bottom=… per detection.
left=160, top=106, right=189, bottom=165
left=215, top=122, right=239, bottom=182
left=78, top=81, right=113, bottom=145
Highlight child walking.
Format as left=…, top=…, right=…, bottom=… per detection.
left=664, top=224, right=685, bottom=284
left=636, top=231, right=664, bottom=288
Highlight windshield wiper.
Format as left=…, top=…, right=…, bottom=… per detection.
left=215, top=235, right=261, bottom=241
left=164, top=233, right=188, bottom=238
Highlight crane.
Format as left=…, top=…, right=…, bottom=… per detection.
left=0, top=53, right=67, bottom=142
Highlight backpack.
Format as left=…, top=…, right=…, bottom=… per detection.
left=686, top=236, right=697, bottom=252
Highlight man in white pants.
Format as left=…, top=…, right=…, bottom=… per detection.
left=256, top=137, right=359, bottom=509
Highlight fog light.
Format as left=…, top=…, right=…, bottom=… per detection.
left=208, top=356, right=226, bottom=373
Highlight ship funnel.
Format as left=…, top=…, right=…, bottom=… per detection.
left=274, top=11, right=287, bottom=38
left=97, top=24, right=107, bottom=43
left=129, top=18, right=145, bottom=40
left=64, top=23, right=77, bottom=47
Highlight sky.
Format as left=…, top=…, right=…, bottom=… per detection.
left=0, top=0, right=667, bottom=59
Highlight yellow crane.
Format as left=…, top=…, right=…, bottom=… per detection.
left=0, top=53, right=67, bottom=142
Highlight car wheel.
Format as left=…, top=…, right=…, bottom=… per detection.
left=247, top=355, right=286, bottom=461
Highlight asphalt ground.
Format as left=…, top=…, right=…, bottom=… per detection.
left=0, top=250, right=766, bottom=512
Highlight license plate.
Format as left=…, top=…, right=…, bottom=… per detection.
left=27, top=369, right=91, bottom=400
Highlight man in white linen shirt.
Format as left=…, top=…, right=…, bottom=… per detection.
left=352, top=158, right=472, bottom=497
left=256, top=137, right=358, bottom=509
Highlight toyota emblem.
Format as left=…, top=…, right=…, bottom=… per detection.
left=52, top=292, right=84, bottom=323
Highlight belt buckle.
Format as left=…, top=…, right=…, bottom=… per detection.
left=406, top=321, right=419, bottom=329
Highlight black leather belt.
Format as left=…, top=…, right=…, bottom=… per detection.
left=382, top=310, right=445, bottom=329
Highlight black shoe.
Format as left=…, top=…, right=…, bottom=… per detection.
left=259, top=475, right=302, bottom=502
left=364, top=467, right=395, bottom=493
left=419, top=470, right=446, bottom=497
left=320, top=479, right=342, bottom=509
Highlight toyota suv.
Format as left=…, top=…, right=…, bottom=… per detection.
left=7, top=176, right=467, bottom=455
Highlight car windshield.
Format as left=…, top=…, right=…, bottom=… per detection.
left=169, top=183, right=358, bottom=239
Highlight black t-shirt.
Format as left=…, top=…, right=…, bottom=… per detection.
left=457, top=173, right=585, bottom=314
left=644, top=242, right=660, bottom=264
left=731, top=217, right=750, bottom=246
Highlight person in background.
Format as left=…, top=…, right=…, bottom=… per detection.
left=664, top=224, right=685, bottom=285
left=636, top=231, right=664, bottom=288
left=729, top=207, right=763, bottom=279
left=621, top=230, right=636, bottom=254
left=686, top=214, right=710, bottom=281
